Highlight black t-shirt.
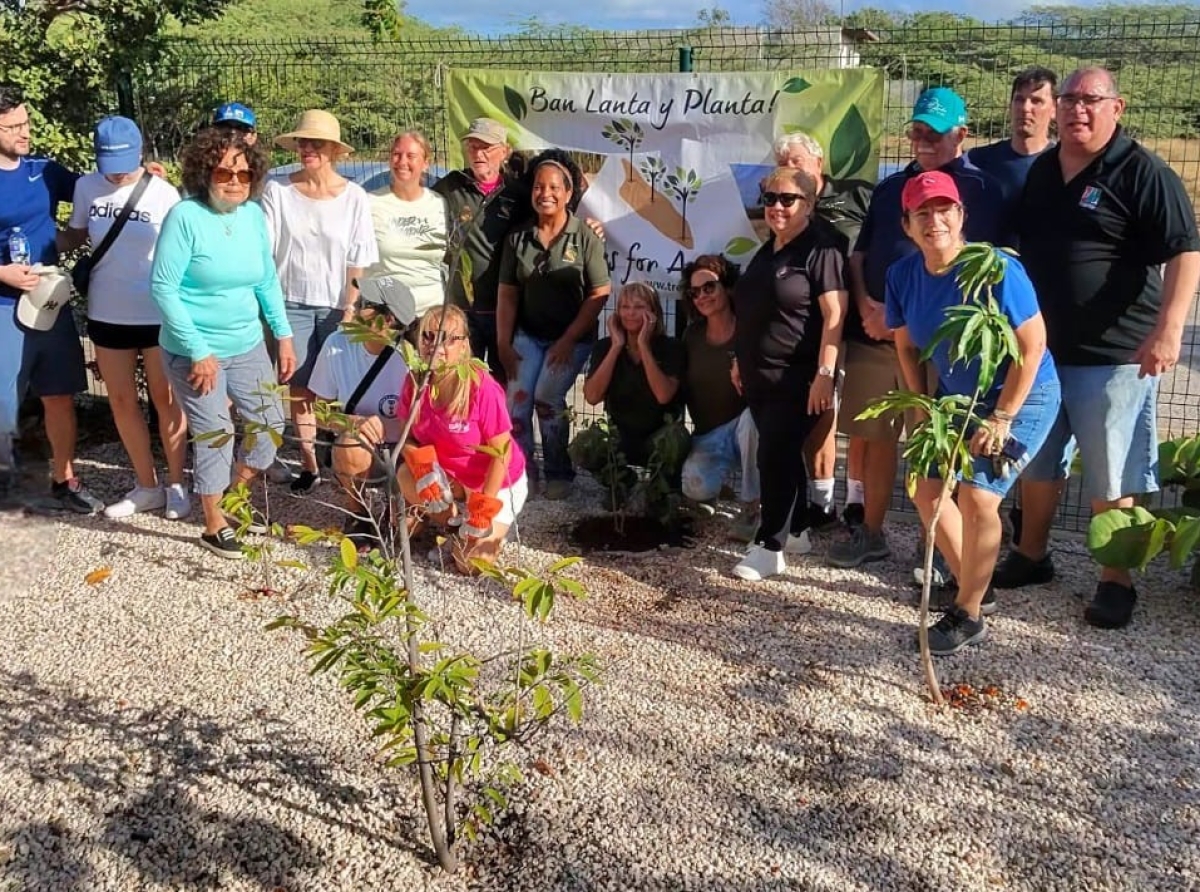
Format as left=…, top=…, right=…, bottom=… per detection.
left=733, top=222, right=845, bottom=401
left=1019, top=127, right=1200, bottom=365
left=683, top=322, right=744, bottom=436
left=587, top=335, right=685, bottom=444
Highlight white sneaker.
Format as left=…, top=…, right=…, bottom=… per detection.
left=784, top=530, right=813, bottom=555
left=164, top=483, right=192, bottom=520
left=732, top=544, right=785, bottom=581
left=103, top=485, right=166, bottom=519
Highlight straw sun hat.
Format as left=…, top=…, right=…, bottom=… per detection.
left=273, top=109, right=354, bottom=154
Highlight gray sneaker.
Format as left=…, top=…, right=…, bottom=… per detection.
left=729, top=503, right=760, bottom=543
left=826, top=526, right=890, bottom=568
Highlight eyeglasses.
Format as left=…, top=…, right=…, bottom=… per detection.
left=684, top=280, right=720, bottom=300
left=296, top=137, right=329, bottom=149
left=212, top=167, right=252, bottom=184
left=760, top=191, right=806, bottom=208
left=421, top=331, right=470, bottom=345
left=0, top=118, right=31, bottom=134
left=905, top=126, right=948, bottom=145
left=1056, top=93, right=1116, bottom=110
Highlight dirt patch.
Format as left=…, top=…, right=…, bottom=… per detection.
left=569, top=513, right=695, bottom=554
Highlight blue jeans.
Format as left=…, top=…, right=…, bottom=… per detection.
left=681, top=407, right=760, bottom=502
left=506, top=329, right=590, bottom=482
left=163, top=343, right=286, bottom=496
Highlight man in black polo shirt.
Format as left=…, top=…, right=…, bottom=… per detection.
left=1001, top=67, right=1200, bottom=629
left=828, top=87, right=1007, bottom=570
left=773, top=130, right=873, bottom=532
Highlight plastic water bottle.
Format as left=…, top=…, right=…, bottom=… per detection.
left=7, top=227, right=30, bottom=266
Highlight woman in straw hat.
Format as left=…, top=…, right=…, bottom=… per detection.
left=260, top=108, right=379, bottom=496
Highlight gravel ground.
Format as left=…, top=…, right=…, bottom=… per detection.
left=2, top=443, right=1199, bottom=891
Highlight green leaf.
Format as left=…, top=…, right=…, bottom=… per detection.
left=1169, top=515, right=1200, bottom=570
left=780, top=77, right=811, bottom=93
left=503, top=86, right=527, bottom=121
left=829, top=105, right=871, bottom=179
left=724, top=236, right=760, bottom=256
left=340, top=537, right=359, bottom=570
left=547, top=556, right=581, bottom=573
left=1086, top=506, right=1166, bottom=569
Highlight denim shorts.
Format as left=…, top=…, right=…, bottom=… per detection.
left=1022, top=364, right=1159, bottom=502
left=285, top=302, right=343, bottom=389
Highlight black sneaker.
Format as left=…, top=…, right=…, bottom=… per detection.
left=1084, top=581, right=1137, bottom=629
left=199, top=527, right=245, bottom=559
left=290, top=470, right=320, bottom=495
left=992, top=550, right=1054, bottom=589
left=806, top=502, right=840, bottom=532
left=1008, top=504, right=1023, bottom=549
left=920, top=606, right=988, bottom=656
left=50, top=478, right=104, bottom=515
left=923, top=585, right=997, bottom=617
left=842, top=502, right=865, bottom=529
left=342, top=515, right=380, bottom=551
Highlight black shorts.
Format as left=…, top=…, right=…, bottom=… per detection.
left=87, top=319, right=161, bottom=352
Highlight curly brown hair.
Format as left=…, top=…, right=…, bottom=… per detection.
left=679, top=253, right=740, bottom=321
left=180, top=126, right=269, bottom=204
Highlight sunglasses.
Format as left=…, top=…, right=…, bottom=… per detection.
left=355, top=298, right=386, bottom=312
left=684, top=280, right=721, bottom=300
left=212, top=167, right=252, bottom=184
left=760, top=191, right=805, bottom=208
left=421, top=331, right=470, bottom=345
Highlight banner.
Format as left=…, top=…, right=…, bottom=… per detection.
left=446, top=69, right=884, bottom=298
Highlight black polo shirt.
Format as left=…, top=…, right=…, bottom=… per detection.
left=733, top=220, right=845, bottom=402
left=433, top=168, right=531, bottom=313
left=816, top=176, right=873, bottom=254
left=1019, top=127, right=1200, bottom=366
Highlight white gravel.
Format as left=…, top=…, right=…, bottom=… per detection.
left=1, top=443, right=1199, bottom=891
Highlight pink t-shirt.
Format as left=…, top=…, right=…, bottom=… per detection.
left=401, top=373, right=526, bottom=490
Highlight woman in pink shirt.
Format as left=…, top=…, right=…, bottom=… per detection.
left=398, top=306, right=528, bottom=572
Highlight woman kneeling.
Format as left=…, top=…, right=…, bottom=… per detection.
left=889, top=171, right=1060, bottom=656
left=398, top=307, right=528, bottom=572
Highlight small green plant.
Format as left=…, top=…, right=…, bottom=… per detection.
left=859, top=244, right=1021, bottom=705
left=1086, top=433, right=1200, bottom=592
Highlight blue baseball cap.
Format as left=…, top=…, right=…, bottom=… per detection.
left=94, top=116, right=143, bottom=175
left=910, top=87, right=968, bottom=134
left=213, top=102, right=257, bottom=129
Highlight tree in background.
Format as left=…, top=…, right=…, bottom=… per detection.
left=762, top=0, right=836, bottom=27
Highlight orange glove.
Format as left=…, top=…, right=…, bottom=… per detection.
left=461, top=492, right=504, bottom=540
left=404, top=445, right=453, bottom=513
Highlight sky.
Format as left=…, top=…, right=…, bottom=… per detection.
left=405, top=0, right=1098, bottom=34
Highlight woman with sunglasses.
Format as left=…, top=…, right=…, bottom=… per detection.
left=397, top=306, right=528, bottom=573
left=151, top=126, right=296, bottom=558
left=573, top=282, right=687, bottom=504
left=261, top=110, right=379, bottom=495
left=497, top=149, right=610, bottom=500
left=730, top=168, right=848, bottom=581
left=677, top=255, right=760, bottom=539
left=307, top=278, right=413, bottom=549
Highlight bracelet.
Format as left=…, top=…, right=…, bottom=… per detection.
left=993, top=408, right=1016, bottom=422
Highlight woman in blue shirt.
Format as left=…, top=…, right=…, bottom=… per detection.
left=886, top=170, right=1060, bottom=656
left=151, top=127, right=296, bottom=558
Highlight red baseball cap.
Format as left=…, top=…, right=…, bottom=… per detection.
left=901, top=170, right=962, bottom=212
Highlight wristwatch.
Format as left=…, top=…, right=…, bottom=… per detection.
left=817, top=365, right=835, bottom=378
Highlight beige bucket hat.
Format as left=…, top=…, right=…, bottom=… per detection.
left=273, top=109, right=354, bottom=154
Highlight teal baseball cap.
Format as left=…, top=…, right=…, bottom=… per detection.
left=910, top=87, right=968, bottom=133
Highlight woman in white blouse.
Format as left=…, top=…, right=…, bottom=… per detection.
left=365, top=131, right=448, bottom=317
left=261, top=109, right=379, bottom=494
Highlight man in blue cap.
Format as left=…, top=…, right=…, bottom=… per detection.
left=212, top=102, right=258, bottom=146
left=829, top=86, right=1008, bottom=582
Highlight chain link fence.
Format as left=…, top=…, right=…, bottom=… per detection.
left=124, top=20, right=1200, bottom=531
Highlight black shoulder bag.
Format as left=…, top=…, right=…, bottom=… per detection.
left=344, top=345, right=397, bottom=417
left=72, top=171, right=153, bottom=298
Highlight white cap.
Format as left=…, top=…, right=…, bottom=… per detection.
left=17, top=266, right=71, bottom=332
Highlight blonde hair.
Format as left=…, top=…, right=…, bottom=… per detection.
left=391, top=130, right=432, bottom=162
left=417, top=305, right=474, bottom=421
left=617, top=281, right=666, bottom=338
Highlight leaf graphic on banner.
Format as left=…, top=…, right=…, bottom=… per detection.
left=829, top=105, right=871, bottom=179
left=781, top=77, right=811, bottom=94
left=724, top=237, right=759, bottom=256
left=504, top=86, right=527, bottom=121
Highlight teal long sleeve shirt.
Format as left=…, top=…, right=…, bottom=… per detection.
left=151, top=197, right=291, bottom=360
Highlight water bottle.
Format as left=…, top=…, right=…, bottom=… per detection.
left=7, top=227, right=30, bottom=266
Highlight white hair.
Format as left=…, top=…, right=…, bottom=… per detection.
left=773, top=131, right=825, bottom=164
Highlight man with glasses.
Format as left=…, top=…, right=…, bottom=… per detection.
left=0, top=84, right=102, bottom=512
left=998, top=67, right=1200, bottom=629
left=828, top=86, right=1007, bottom=571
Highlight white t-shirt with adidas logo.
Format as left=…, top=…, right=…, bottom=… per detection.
left=69, top=172, right=181, bottom=326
